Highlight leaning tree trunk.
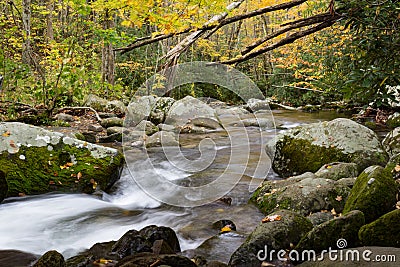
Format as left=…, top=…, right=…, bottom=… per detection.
left=101, top=9, right=115, bottom=96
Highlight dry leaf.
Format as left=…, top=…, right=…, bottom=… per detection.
left=395, top=165, right=400, bottom=172
left=220, top=226, right=232, bottom=233
left=331, top=208, right=337, bottom=216
left=2, top=131, right=10, bottom=137
left=77, top=172, right=82, bottom=179
left=396, top=201, right=400, bottom=210
left=58, top=181, right=62, bottom=185
left=262, top=214, right=282, bottom=223
left=326, top=165, right=333, bottom=169
left=66, top=162, right=74, bottom=167
left=9, top=140, right=17, bottom=148
left=316, top=184, right=321, bottom=188
left=336, top=195, right=343, bottom=201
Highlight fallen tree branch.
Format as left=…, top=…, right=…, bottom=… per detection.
left=115, top=0, right=308, bottom=54
left=271, top=84, right=324, bottom=93
left=219, top=20, right=337, bottom=65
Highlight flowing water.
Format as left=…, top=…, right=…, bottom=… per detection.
left=0, top=110, right=349, bottom=262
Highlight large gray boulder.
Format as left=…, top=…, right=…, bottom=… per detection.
left=0, top=122, right=124, bottom=196
left=83, top=94, right=126, bottom=114
left=251, top=175, right=352, bottom=216
left=267, top=118, right=388, bottom=177
left=165, top=96, right=217, bottom=127
left=125, top=96, right=157, bottom=127
left=343, top=166, right=399, bottom=223
left=229, top=209, right=313, bottom=267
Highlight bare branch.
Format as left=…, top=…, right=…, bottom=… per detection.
left=219, top=20, right=337, bottom=65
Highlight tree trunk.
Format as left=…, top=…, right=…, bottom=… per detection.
left=46, top=0, right=54, bottom=41
left=101, top=9, right=115, bottom=96
left=22, top=0, right=32, bottom=65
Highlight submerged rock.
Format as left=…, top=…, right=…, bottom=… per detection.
left=0, top=122, right=124, bottom=196
left=33, top=250, right=65, bottom=267
left=267, top=118, right=388, bottom=177
left=229, top=209, right=313, bottom=267
left=359, top=209, right=400, bottom=247
left=252, top=177, right=351, bottom=216
left=343, top=166, right=399, bottom=223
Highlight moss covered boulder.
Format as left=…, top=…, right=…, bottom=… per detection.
left=251, top=176, right=351, bottom=216
left=295, top=210, right=365, bottom=258
left=343, top=166, right=399, bottom=223
left=359, top=209, right=400, bottom=247
left=229, top=209, right=313, bottom=267
left=0, top=122, right=124, bottom=196
left=33, top=250, right=65, bottom=267
left=315, top=162, right=360, bottom=181
left=266, top=118, right=388, bottom=177
left=0, top=170, right=7, bottom=203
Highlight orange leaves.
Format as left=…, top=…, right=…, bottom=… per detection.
left=2, top=131, right=10, bottom=137
left=262, top=214, right=282, bottom=223
left=60, top=162, right=74, bottom=169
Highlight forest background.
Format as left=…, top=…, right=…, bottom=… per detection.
left=0, top=0, right=399, bottom=117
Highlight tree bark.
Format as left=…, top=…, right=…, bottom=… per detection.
left=22, top=0, right=32, bottom=65
left=101, top=9, right=115, bottom=95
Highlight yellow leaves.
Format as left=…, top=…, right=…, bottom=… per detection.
left=262, top=214, right=282, bottom=223
left=2, top=131, right=11, bottom=137
left=60, top=162, right=74, bottom=169
left=394, top=165, right=400, bottom=172
left=220, top=226, right=232, bottom=233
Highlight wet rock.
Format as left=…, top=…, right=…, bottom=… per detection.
left=343, top=166, right=399, bottom=223
left=0, top=122, right=124, bottom=196
left=240, top=118, right=275, bottom=128
left=33, top=250, right=65, bottom=267
left=151, top=239, right=175, bottom=255
left=55, top=113, right=74, bottom=122
left=99, top=133, right=122, bottom=143
left=110, top=230, right=152, bottom=259
left=157, top=123, right=175, bottom=132
left=88, top=124, right=104, bottom=132
left=66, top=241, right=116, bottom=266
left=298, top=247, right=400, bottom=267
left=212, top=220, right=237, bottom=232
left=165, top=96, right=217, bottom=127
left=387, top=112, right=400, bottom=128
left=359, top=209, right=400, bottom=247
left=135, top=120, right=159, bottom=136
left=100, top=117, right=124, bottom=128
left=0, top=170, right=7, bottom=203
left=191, top=117, right=221, bottom=130
left=178, top=124, right=207, bottom=134
left=295, top=210, right=365, bottom=258
left=115, top=252, right=197, bottom=267
left=246, top=98, right=272, bottom=112
left=229, top=210, right=313, bottom=267
left=98, top=112, right=118, bottom=118
left=315, top=162, right=360, bottom=181
left=252, top=177, right=351, bottom=216
left=266, top=118, right=388, bottom=177
left=145, top=131, right=179, bottom=148
left=125, top=96, right=157, bottom=127
left=0, top=250, right=38, bottom=267
left=382, top=127, right=400, bottom=157
left=307, top=212, right=334, bottom=226
left=139, top=225, right=181, bottom=253
left=215, top=106, right=249, bottom=117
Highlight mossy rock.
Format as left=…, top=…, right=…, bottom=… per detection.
left=0, top=122, right=124, bottom=196
left=251, top=177, right=351, bottom=216
left=229, top=209, right=313, bottom=267
left=359, top=209, right=400, bottom=247
left=33, top=250, right=65, bottom=267
left=385, top=153, right=400, bottom=180
left=266, top=118, right=388, bottom=177
left=0, top=170, right=7, bottom=203
left=315, top=162, right=360, bottom=181
left=343, top=166, right=399, bottom=223
left=382, top=127, right=400, bottom=157
left=386, top=112, right=400, bottom=128
left=295, top=210, right=365, bottom=258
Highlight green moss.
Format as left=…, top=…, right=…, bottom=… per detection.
left=1, top=143, right=124, bottom=196
left=343, top=166, right=399, bottom=223
left=274, top=136, right=350, bottom=177
left=359, top=209, right=400, bottom=247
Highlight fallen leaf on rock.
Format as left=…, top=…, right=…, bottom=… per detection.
left=9, top=140, right=17, bottom=148
left=262, top=215, right=282, bottom=223
left=395, top=165, right=400, bottom=172
left=220, top=226, right=232, bottom=233
left=66, top=162, right=74, bottom=167
left=77, top=172, right=82, bottom=179
left=18, top=192, right=26, bottom=197
left=396, top=201, right=400, bottom=210
left=336, top=195, right=342, bottom=201
left=331, top=208, right=337, bottom=216
left=326, top=165, right=332, bottom=169
left=2, top=131, right=10, bottom=137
